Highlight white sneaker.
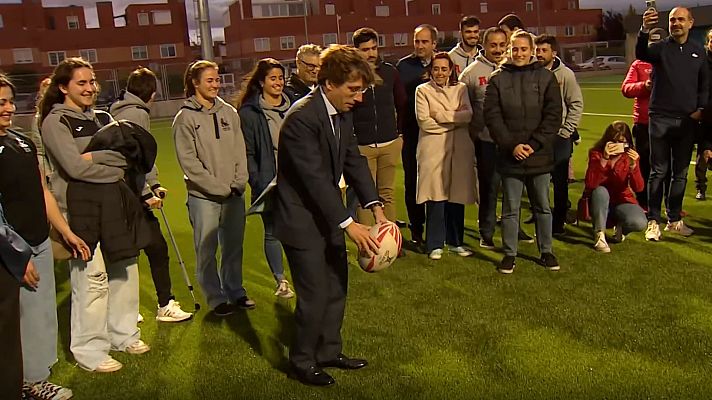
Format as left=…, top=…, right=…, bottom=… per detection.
left=429, top=249, right=443, bottom=260
left=23, top=380, right=73, bottom=400
left=645, top=220, right=661, bottom=241
left=82, top=356, right=123, bottom=373
left=274, top=279, right=295, bottom=299
left=137, top=313, right=144, bottom=324
left=593, top=231, right=610, bottom=253
left=665, top=220, right=694, bottom=237
left=449, top=246, right=473, bottom=257
left=156, top=300, right=193, bottom=322
left=125, top=339, right=151, bottom=355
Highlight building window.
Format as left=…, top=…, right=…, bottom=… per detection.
left=480, top=2, right=488, bottom=13
left=568, top=0, right=577, bottom=9
left=160, top=44, right=177, bottom=58
left=437, top=31, right=445, bottom=44
left=79, top=49, right=97, bottom=63
left=375, top=5, right=389, bottom=17
left=325, top=4, right=335, bottom=15
left=137, top=12, right=150, bottom=26
left=13, top=48, right=33, bottom=64
left=526, top=1, right=534, bottom=12
left=346, top=31, right=354, bottom=45
left=132, top=46, right=148, bottom=60
left=323, top=33, right=338, bottom=46
left=254, top=38, right=270, bottom=52
left=253, top=3, right=304, bottom=18
left=527, top=26, right=539, bottom=35
left=582, top=24, right=591, bottom=35
left=378, top=34, right=386, bottom=47
left=0, top=15, right=4, bottom=29
left=432, top=4, right=440, bottom=15
left=280, top=36, right=295, bottom=50
left=394, top=33, right=408, bottom=47
left=152, top=10, right=172, bottom=25
left=48, top=51, right=66, bottom=66
left=565, top=26, right=575, bottom=37
left=67, top=16, right=80, bottom=30
left=546, top=26, right=557, bottom=35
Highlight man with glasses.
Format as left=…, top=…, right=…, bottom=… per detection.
left=285, top=44, right=322, bottom=102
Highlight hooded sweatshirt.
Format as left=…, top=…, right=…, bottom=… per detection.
left=449, top=42, right=481, bottom=77
left=173, top=96, right=248, bottom=201
left=460, top=53, right=499, bottom=143
left=110, top=90, right=160, bottom=200
left=41, top=104, right=126, bottom=210
left=549, top=57, right=584, bottom=139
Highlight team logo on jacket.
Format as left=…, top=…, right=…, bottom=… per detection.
left=479, top=76, right=488, bottom=86
left=220, top=118, right=231, bottom=131
left=692, top=53, right=699, bottom=58
left=16, top=137, right=31, bottom=153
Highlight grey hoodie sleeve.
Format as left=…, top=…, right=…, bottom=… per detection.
left=229, top=111, right=249, bottom=193
left=41, top=114, right=125, bottom=183
left=559, top=68, right=584, bottom=138
left=173, top=110, right=231, bottom=197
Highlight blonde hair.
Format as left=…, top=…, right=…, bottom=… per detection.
left=183, top=60, right=219, bottom=98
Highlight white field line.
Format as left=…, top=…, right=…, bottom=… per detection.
left=582, top=112, right=632, bottom=118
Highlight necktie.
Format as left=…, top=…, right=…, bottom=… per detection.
left=331, top=114, right=341, bottom=150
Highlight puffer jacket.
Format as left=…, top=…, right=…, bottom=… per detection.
left=238, top=94, right=277, bottom=203
left=484, top=61, right=563, bottom=176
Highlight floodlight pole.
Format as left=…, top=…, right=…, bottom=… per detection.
left=196, top=0, right=214, bottom=60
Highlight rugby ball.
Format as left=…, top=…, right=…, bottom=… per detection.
left=358, top=221, right=402, bottom=273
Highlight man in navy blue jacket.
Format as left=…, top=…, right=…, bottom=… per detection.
left=636, top=6, right=709, bottom=241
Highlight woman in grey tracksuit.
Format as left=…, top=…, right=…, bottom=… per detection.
left=173, top=60, right=252, bottom=316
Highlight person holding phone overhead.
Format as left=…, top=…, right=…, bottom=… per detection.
left=584, top=121, right=647, bottom=253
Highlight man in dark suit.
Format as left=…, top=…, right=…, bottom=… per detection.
left=274, top=44, right=386, bottom=386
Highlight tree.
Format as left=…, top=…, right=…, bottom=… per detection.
left=597, top=10, right=625, bottom=41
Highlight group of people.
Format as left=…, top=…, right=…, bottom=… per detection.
left=1, top=5, right=711, bottom=397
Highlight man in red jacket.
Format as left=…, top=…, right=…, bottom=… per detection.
left=621, top=27, right=665, bottom=210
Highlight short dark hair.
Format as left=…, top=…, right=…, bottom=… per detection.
left=482, top=27, right=507, bottom=44
left=415, top=24, right=438, bottom=42
left=460, top=15, right=481, bottom=31
left=0, top=74, right=16, bottom=98
left=498, top=14, right=524, bottom=30
left=126, top=67, right=157, bottom=103
left=318, top=44, right=374, bottom=87
left=534, top=34, right=558, bottom=52
left=353, top=27, right=379, bottom=48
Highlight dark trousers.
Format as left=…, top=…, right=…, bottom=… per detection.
left=402, top=136, right=425, bottom=238
left=475, top=140, right=499, bottom=241
left=695, top=145, right=708, bottom=193
left=284, top=240, right=348, bottom=370
left=143, top=210, right=173, bottom=307
left=0, top=265, right=22, bottom=399
left=632, top=123, right=651, bottom=209
left=425, top=201, right=465, bottom=252
left=647, top=116, right=697, bottom=223
left=552, top=136, right=573, bottom=230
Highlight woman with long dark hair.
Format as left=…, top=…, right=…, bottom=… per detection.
left=39, top=58, right=148, bottom=373
left=235, top=58, right=294, bottom=298
left=415, top=52, right=476, bottom=260
left=584, top=121, right=647, bottom=252
left=173, top=60, right=251, bottom=316
left=484, top=30, right=563, bottom=274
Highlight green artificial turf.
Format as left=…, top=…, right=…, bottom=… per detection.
left=48, top=75, right=712, bottom=399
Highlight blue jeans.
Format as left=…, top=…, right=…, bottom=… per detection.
left=475, top=140, right=499, bottom=241
left=647, top=116, right=696, bottom=223
left=590, top=186, right=648, bottom=234
left=425, top=201, right=465, bottom=252
left=260, top=211, right=285, bottom=282
left=501, top=174, right=552, bottom=257
left=187, top=194, right=247, bottom=309
left=20, top=239, right=57, bottom=382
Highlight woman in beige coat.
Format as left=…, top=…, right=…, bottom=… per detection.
left=415, top=52, right=476, bottom=260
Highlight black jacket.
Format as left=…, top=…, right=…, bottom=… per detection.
left=352, top=61, right=406, bottom=145
left=67, top=120, right=156, bottom=262
left=239, top=94, right=277, bottom=203
left=636, top=32, right=709, bottom=118
left=396, top=54, right=430, bottom=141
left=284, top=73, right=312, bottom=103
left=274, top=89, right=378, bottom=249
left=484, top=61, right=563, bottom=176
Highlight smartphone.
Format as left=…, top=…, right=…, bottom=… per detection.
left=611, top=143, right=626, bottom=154
left=646, top=0, right=657, bottom=13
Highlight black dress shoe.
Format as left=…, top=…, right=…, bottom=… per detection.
left=289, top=365, right=335, bottom=386
left=318, top=354, right=368, bottom=370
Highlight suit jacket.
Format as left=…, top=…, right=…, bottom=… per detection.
left=274, top=89, right=378, bottom=249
